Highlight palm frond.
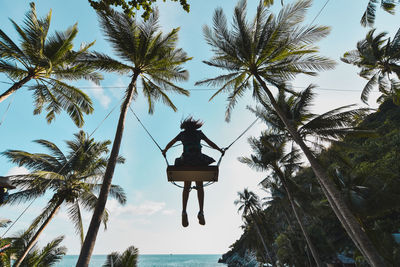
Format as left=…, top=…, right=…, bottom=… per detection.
left=32, top=79, right=93, bottom=127
left=34, top=139, right=67, bottom=164
left=66, top=201, right=85, bottom=244
left=79, top=51, right=131, bottom=74
left=361, top=0, right=397, bottom=27
left=0, top=60, right=28, bottom=79
left=361, top=71, right=379, bottom=103
left=2, top=149, right=61, bottom=171
left=36, top=235, right=67, bottom=266
left=361, top=0, right=379, bottom=27
left=0, top=29, right=27, bottom=63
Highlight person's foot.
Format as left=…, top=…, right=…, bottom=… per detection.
left=182, top=212, right=189, bottom=227
left=197, top=211, right=205, bottom=225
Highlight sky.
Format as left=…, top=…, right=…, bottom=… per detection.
left=0, top=0, right=399, bottom=257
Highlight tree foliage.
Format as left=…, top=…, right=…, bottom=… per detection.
left=342, top=27, right=400, bottom=105
left=103, top=246, right=139, bottom=267
left=361, top=0, right=398, bottom=27
left=2, top=131, right=126, bottom=243
left=88, top=0, right=190, bottom=20
left=222, top=99, right=400, bottom=265
left=0, top=3, right=100, bottom=127
left=0, top=232, right=66, bottom=267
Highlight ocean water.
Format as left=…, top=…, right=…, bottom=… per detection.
left=58, top=254, right=226, bottom=266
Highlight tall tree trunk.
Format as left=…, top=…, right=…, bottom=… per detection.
left=253, top=74, right=386, bottom=267
left=76, top=73, right=139, bottom=267
left=274, top=166, right=323, bottom=267
left=251, top=214, right=274, bottom=266
left=13, top=198, right=63, bottom=267
left=0, top=75, right=33, bottom=103
left=318, top=177, right=364, bottom=252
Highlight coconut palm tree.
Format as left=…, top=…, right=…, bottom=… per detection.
left=102, top=246, right=139, bottom=267
left=235, top=188, right=275, bottom=266
left=341, top=27, right=400, bottom=105
left=0, top=3, right=101, bottom=127
left=361, top=0, right=398, bottom=27
left=250, top=87, right=383, bottom=259
left=76, top=8, right=191, bottom=266
left=240, top=133, right=324, bottom=267
left=196, top=1, right=385, bottom=265
left=1, top=232, right=66, bottom=267
left=2, top=131, right=126, bottom=267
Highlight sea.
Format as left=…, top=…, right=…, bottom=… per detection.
left=58, top=254, right=226, bottom=266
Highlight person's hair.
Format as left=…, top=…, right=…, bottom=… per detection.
left=180, top=116, right=203, bottom=130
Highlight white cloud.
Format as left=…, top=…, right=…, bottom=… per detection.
left=88, top=82, right=111, bottom=109
left=6, top=166, right=29, bottom=176
left=106, top=199, right=166, bottom=216
left=162, top=209, right=176, bottom=215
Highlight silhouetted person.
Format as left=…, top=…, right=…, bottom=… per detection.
left=163, top=117, right=224, bottom=227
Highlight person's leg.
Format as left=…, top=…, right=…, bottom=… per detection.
left=196, top=182, right=205, bottom=225
left=182, top=181, right=191, bottom=213
left=195, top=182, right=204, bottom=212
left=182, top=181, right=191, bottom=227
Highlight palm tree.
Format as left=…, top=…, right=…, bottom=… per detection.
left=240, top=133, right=324, bottom=267
left=341, top=27, right=400, bottom=105
left=0, top=3, right=101, bottom=127
left=234, top=188, right=274, bottom=266
left=102, top=246, right=139, bottom=267
left=76, top=8, right=191, bottom=266
left=2, top=131, right=126, bottom=267
left=361, top=0, right=397, bottom=27
left=250, top=87, right=383, bottom=260
left=196, top=1, right=385, bottom=265
left=1, top=232, right=66, bottom=267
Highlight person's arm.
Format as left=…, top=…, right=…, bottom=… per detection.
left=202, top=135, right=224, bottom=154
left=162, top=136, right=179, bottom=156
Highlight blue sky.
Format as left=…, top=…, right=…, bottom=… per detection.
left=0, top=0, right=399, bottom=256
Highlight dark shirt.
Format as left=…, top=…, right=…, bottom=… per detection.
left=176, top=130, right=206, bottom=155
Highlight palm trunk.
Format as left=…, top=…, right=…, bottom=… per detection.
left=13, top=198, right=63, bottom=267
left=0, top=75, right=33, bottom=103
left=274, top=166, right=323, bottom=267
left=318, top=177, right=364, bottom=253
left=251, top=214, right=274, bottom=266
left=76, top=72, right=139, bottom=267
left=253, top=74, right=386, bottom=267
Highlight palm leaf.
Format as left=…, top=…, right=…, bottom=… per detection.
left=66, top=201, right=85, bottom=244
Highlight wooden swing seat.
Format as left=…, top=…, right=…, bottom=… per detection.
left=167, top=165, right=219, bottom=182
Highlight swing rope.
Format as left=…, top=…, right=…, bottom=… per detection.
left=225, top=118, right=259, bottom=150
left=129, top=109, right=260, bottom=190
left=129, top=106, right=170, bottom=166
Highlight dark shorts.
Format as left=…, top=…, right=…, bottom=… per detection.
left=174, top=152, right=215, bottom=166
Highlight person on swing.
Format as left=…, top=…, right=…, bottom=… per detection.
left=162, top=117, right=224, bottom=227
